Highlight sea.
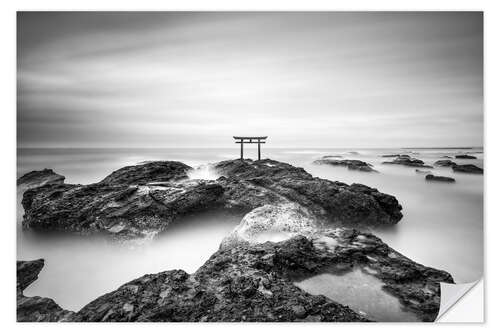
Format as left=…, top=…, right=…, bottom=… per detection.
left=17, top=147, right=483, bottom=313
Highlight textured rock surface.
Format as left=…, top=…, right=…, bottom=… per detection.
left=382, top=156, right=433, bottom=168
left=21, top=159, right=403, bottom=239
left=69, top=228, right=451, bottom=322
left=313, top=158, right=377, bottom=172
left=17, top=169, right=65, bottom=189
left=17, top=259, right=74, bottom=322
left=452, top=164, right=483, bottom=174
left=425, top=175, right=456, bottom=183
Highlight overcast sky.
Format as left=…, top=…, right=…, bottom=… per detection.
left=17, top=12, right=483, bottom=148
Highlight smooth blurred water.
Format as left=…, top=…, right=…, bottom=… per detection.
left=17, top=147, right=483, bottom=311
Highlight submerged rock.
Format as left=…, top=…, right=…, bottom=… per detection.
left=67, top=228, right=452, bottom=322
left=415, top=169, right=432, bottom=174
left=455, top=155, right=477, bottom=159
left=17, top=259, right=74, bottom=322
left=434, top=160, right=457, bottom=167
left=21, top=159, right=403, bottom=239
left=17, top=169, right=65, bottom=189
left=313, top=159, right=377, bottom=172
left=452, top=164, right=483, bottom=174
left=382, top=156, right=433, bottom=168
left=425, top=175, right=456, bottom=183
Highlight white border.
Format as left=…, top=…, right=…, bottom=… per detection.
left=1, top=0, right=496, bottom=331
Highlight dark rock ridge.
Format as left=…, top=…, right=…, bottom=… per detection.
left=313, top=158, right=377, bottom=172
left=22, top=228, right=453, bottom=322
left=425, top=175, right=456, bottom=183
left=382, top=156, right=433, bottom=168
left=17, top=169, right=65, bottom=189
left=434, top=160, right=457, bottom=167
left=17, top=259, right=74, bottom=322
left=455, top=155, right=477, bottom=159
left=452, top=164, right=483, bottom=174
left=20, top=159, right=403, bottom=239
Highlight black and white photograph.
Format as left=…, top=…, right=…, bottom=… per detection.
left=14, top=10, right=484, bottom=323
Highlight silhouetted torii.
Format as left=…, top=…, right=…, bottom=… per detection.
left=233, top=136, right=267, bottom=160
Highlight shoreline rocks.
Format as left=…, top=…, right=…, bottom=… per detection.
left=313, top=158, right=378, bottom=172
left=17, top=259, right=74, bottom=322
left=19, top=159, right=403, bottom=239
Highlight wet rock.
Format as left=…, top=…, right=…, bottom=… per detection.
left=17, top=259, right=74, bottom=322
left=452, top=164, right=483, bottom=174
left=214, top=159, right=402, bottom=227
left=434, top=160, right=457, bottom=167
left=425, top=175, right=456, bottom=183
left=68, top=228, right=452, bottom=322
left=313, top=159, right=377, bottom=172
left=455, top=155, right=477, bottom=159
left=17, top=169, right=65, bottom=189
left=382, top=156, right=433, bottom=168
left=22, top=159, right=403, bottom=239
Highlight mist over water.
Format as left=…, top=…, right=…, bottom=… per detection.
left=17, top=147, right=483, bottom=311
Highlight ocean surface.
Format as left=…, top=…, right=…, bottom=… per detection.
left=17, top=147, right=483, bottom=312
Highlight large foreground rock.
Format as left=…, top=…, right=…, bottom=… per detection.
left=17, top=259, right=74, bottom=322
left=69, top=228, right=452, bottom=322
left=20, top=159, right=403, bottom=239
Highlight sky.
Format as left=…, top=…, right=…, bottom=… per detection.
left=17, top=12, right=483, bottom=148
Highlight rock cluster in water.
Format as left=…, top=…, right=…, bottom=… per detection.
left=382, top=155, right=433, bottom=168
left=20, top=159, right=403, bottom=240
left=313, top=158, right=378, bottom=172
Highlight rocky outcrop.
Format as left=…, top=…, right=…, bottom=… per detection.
left=214, top=159, right=402, bottom=227
left=452, top=164, right=483, bottom=174
left=382, top=156, right=433, bottom=168
left=17, top=169, right=65, bottom=189
left=425, top=175, right=456, bottom=183
left=69, top=228, right=452, bottom=322
left=455, top=155, right=477, bottom=159
left=313, top=159, right=377, bottom=172
left=17, top=259, right=74, bottom=322
left=434, top=160, right=457, bottom=167
left=21, top=159, right=403, bottom=239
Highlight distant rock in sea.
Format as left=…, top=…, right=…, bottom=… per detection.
left=415, top=169, right=432, bottom=174
left=19, top=159, right=403, bottom=240
left=313, top=158, right=378, bottom=172
left=425, top=174, right=456, bottom=183
left=452, top=164, right=483, bottom=174
left=455, top=155, right=477, bottom=159
left=321, top=155, right=343, bottom=158
left=434, top=160, right=457, bottom=167
left=382, top=156, right=433, bottom=168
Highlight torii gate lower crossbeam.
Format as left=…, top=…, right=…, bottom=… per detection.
left=233, top=136, right=268, bottom=160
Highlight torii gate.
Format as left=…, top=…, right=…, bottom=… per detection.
left=233, top=136, right=267, bottom=160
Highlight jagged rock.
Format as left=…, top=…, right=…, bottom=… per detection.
left=21, top=159, right=403, bottom=239
left=452, top=164, right=483, bottom=174
left=69, top=229, right=452, bottom=322
left=455, top=155, right=477, bottom=159
left=17, top=169, right=65, bottom=189
left=415, top=169, right=432, bottom=174
left=100, top=161, right=192, bottom=185
left=17, top=259, right=74, bottom=322
left=425, top=175, right=456, bottom=183
left=313, top=159, right=377, bottom=172
left=382, top=156, right=433, bottom=168
left=214, top=159, right=402, bottom=227
left=434, top=160, right=457, bottom=167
